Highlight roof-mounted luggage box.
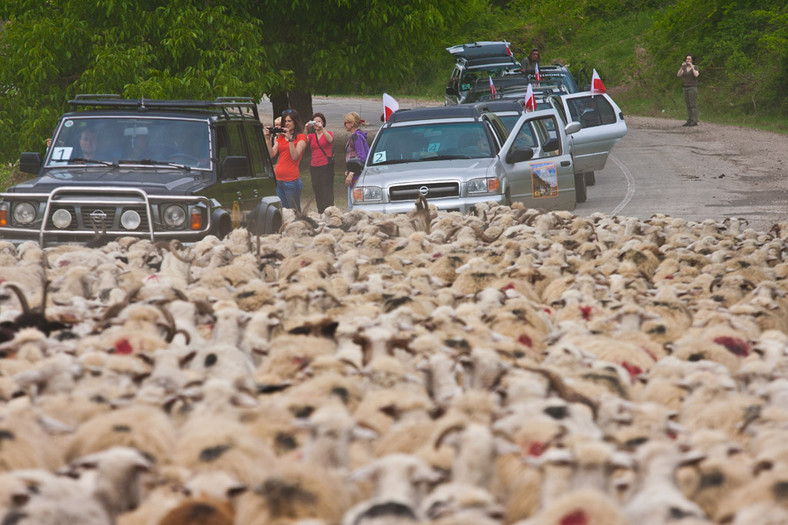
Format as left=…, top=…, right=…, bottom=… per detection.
left=446, top=41, right=514, bottom=60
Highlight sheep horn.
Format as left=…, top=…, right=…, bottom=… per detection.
left=434, top=422, right=465, bottom=450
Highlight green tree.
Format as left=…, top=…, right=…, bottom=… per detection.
left=0, top=0, right=486, bottom=163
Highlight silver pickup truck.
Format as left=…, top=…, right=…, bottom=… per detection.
left=345, top=105, right=582, bottom=213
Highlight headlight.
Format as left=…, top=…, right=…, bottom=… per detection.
left=13, top=202, right=36, bottom=225
left=51, top=209, right=73, bottom=229
left=467, top=178, right=500, bottom=194
left=120, top=209, right=141, bottom=230
left=163, top=205, right=186, bottom=227
left=352, top=186, right=383, bottom=203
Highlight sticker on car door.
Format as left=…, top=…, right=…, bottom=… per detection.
left=531, top=161, right=558, bottom=198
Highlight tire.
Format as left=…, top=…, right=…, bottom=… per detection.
left=584, top=171, right=596, bottom=186
left=248, top=197, right=283, bottom=235
left=212, top=210, right=232, bottom=239
left=574, top=171, right=587, bottom=203
left=504, top=187, right=512, bottom=207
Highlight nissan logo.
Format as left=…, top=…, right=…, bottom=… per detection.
left=90, top=209, right=107, bottom=221
left=418, top=186, right=430, bottom=196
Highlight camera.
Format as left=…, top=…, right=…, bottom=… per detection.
left=308, top=120, right=318, bottom=127
left=267, top=126, right=286, bottom=134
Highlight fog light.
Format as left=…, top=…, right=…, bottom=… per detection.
left=190, top=208, right=202, bottom=230
left=13, top=202, right=36, bottom=225
left=52, top=209, right=72, bottom=229
left=120, top=209, right=141, bottom=230
left=163, top=205, right=186, bottom=228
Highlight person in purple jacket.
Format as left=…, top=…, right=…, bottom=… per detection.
left=343, top=112, right=369, bottom=209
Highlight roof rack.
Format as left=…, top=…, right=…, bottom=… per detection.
left=68, top=95, right=260, bottom=121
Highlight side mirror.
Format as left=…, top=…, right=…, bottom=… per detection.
left=505, top=148, right=534, bottom=164
left=542, top=138, right=560, bottom=152
left=445, top=86, right=459, bottom=96
left=221, top=156, right=249, bottom=179
left=19, top=152, right=42, bottom=174
left=565, top=122, right=582, bottom=135
left=346, top=158, right=364, bottom=174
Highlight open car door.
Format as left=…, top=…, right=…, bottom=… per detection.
left=499, top=110, right=577, bottom=211
left=549, top=92, right=627, bottom=178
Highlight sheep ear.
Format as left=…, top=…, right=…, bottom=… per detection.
left=179, top=351, right=197, bottom=368
left=37, top=414, right=75, bottom=435
left=227, top=484, right=248, bottom=498
left=679, top=449, right=706, bottom=467
left=351, top=424, right=379, bottom=442
left=12, top=492, right=30, bottom=506
left=348, top=463, right=379, bottom=483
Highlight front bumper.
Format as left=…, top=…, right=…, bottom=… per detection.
left=0, top=186, right=213, bottom=246
left=352, top=193, right=503, bottom=214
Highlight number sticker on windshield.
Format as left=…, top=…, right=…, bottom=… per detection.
left=427, top=143, right=441, bottom=152
left=373, top=151, right=387, bottom=164
left=51, top=147, right=73, bottom=164
left=531, top=161, right=558, bottom=198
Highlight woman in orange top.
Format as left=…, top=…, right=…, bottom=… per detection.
left=264, top=108, right=307, bottom=213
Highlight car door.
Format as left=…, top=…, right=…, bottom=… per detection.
left=550, top=92, right=627, bottom=174
left=499, top=110, right=576, bottom=211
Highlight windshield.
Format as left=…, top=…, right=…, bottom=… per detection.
left=47, top=117, right=211, bottom=169
left=369, top=122, right=493, bottom=165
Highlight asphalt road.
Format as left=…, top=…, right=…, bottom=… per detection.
left=260, top=97, right=788, bottom=233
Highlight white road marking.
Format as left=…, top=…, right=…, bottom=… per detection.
left=609, top=153, right=635, bottom=216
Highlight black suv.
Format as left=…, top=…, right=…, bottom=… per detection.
left=444, top=41, right=522, bottom=105
left=2, top=95, right=282, bottom=245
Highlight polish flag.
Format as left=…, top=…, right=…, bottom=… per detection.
left=504, top=41, right=513, bottom=57
left=383, top=93, right=399, bottom=121
left=534, top=63, right=541, bottom=82
left=591, top=68, right=606, bottom=94
left=489, top=76, right=497, bottom=98
left=524, top=83, right=536, bottom=112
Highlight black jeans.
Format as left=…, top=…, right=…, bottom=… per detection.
left=310, top=163, right=335, bottom=213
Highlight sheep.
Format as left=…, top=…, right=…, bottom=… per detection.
left=59, top=446, right=154, bottom=519
left=234, top=462, right=351, bottom=525
left=342, top=453, right=443, bottom=525
left=0, top=468, right=112, bottom=525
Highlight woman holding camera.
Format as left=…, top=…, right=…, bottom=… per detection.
left=677, top=54, right=700, bottom=127
left=305, top=112, right=335, bottom=213
left=264, top=109, right=307, bottom=213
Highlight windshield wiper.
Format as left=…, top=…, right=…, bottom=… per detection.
left=371, top=159, right=416, bottom=166
left=123, top=159, right=191, bottom=171
left=68, top=158, right=117, bottom=167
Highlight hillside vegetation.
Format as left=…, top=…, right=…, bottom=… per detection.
left=410, top=0, right=788, bottom=131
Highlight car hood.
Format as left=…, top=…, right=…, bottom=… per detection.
left=360, top=157, right=496, bottom=185
left=7, top=167, right=209, bottom=195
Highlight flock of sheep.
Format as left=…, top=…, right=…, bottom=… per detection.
left=1, top=200, right=788, bottom=525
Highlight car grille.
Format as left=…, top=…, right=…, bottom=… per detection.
left=47, top=205, right=150, bottom=231
left=389, top=182, right=460, bottom=202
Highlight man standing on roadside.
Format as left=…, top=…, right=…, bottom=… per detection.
left=678, top=54, right=700, bottom=127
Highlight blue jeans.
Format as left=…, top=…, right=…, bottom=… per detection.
left=276, top=179, right=303, bottom=213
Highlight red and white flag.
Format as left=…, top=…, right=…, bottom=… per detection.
left=591, top=68, right=606, bottom=94
left=488, top=76, right=497, bottom=98
left=524, top=83, right=536, bottom=112
left=383, top=93, right=399, bottom=121
left=504, top=41, right=513, bottom=57
left=534, top=63, right=542, bottom=82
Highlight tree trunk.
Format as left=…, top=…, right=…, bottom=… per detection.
left=270, top=90, right=313, bottom=127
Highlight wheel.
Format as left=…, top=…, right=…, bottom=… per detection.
left=574, top=171, right=587, bottom=203
left=584, top=171, right=596, bottom=186
left=504, top=187, right=512, bottom=207
left=248, top=198, right=283, bottom=235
